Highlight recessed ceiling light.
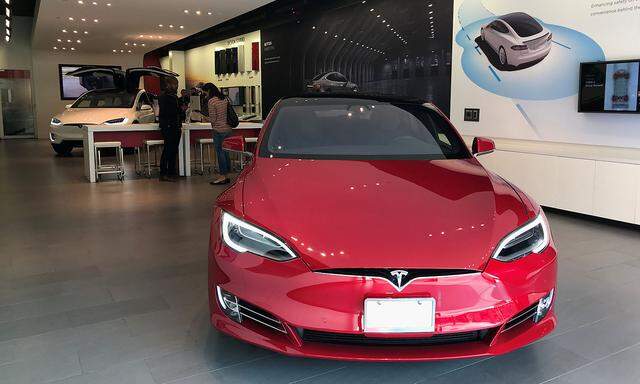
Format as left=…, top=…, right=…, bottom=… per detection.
left=62, top=47, right=66, bottom=50
left=67, top=39, right=71, bottom=42
left=93, top=19, right=99, bottom=22
left=127, top=50, right=131, bottom=53
left=112, top=49, right=116, bottom=52
left=369, top=8, right=374, bottom=12
left=73, top=30, right=78, bottom=33
left=141, top=43, right=145, bottom=46
left=81, top=18, right=86, bottom=21
left=120, top=49, right=124, bottom=52
left=139, top=34, right=143, bottom=37
left=132, top=43, right=137, bottom=46
left=68, top=17, right=74, bottom=21
left=83, top=31, right=88, bottom=34
left=183, top=9, right=189, bottom=14
left=158, top=24, right=163, bottom=27
left=62, top=29, right=68, bottom=33
left=78, top=0, right=83, bottom=3
left=53, top=46, right=58, bottom=49
left=179, top=25, right=184, bottom=29
left=207, top=11, right=212, bottom=15
left=195, top=10, right=201, bottom=15
left=169, top=24, right=173, bottom=28
left=70, top=47, right=75, bottom=50
left=92, top=1, right=97, bottom=4
left=57, top=38, right=62, bottom=42
left=76, top=39, right=81, bottom=43
left=106, top=3, right=111, bottom=6
left=125, top=42, right=128, bottom=45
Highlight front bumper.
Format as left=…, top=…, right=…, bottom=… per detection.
left=49, top=124, right=84, bottom=145
left=209, top=235, right=557, bottom=361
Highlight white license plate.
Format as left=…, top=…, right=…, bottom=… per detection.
left=364, top=298, right=435, bottom=333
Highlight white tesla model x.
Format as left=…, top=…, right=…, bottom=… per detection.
left=480, top=12, right=552, bottom=69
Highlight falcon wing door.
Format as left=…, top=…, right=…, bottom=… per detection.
left=125, top=67, right=179, bottom=93
left=65, top=66, right=126, bottom=91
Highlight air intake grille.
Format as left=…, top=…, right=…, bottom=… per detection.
left=299, top=329, right=487, bottom=346
left=503, top=302, right=538, bottom=332
left=237, top=299, right=286, bottom=333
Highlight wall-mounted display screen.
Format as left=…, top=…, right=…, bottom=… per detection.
left=222, top=86, right=245, bottom=106
left=58, top=64, right=121, bottom=100
left=579, top=60, right=640, bottom=113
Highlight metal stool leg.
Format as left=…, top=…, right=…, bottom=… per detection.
left=146, top=145, right=151, bottom=178
left=199, top=142, right=204, bottom=175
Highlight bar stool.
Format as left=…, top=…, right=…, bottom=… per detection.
left=139, top=139, right=164, bottom=177
left=94, top=141, right=125, bottom=182
left=193, top=138, right=214, bottom=175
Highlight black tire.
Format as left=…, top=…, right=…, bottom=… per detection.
left=498, top=46, right=508, bottom=66
left=52, top=142, right=73, bottom=155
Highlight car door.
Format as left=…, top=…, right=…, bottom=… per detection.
left=66, top=66, right=126, bottom=92
left=125, top=67, right=179, bottom=93
left=135, top=92, right=155, bottom=123
left=489, top=21, right=510, bottom=51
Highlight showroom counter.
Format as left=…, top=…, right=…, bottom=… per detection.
left=464, top=136, right=640, bottom=225
left=82, top=122, right=262, bottom=182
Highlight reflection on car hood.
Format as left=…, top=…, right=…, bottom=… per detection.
left=54, top=108, right=133, bottom=125
left=241, top=158, right=529, bottom=271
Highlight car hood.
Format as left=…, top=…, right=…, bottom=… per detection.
left=54, top=108, right=133, bottom=125
left=241, top=158, right=529, bottom=271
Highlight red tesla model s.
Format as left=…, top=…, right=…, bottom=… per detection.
left=208, top=95, right=557, bottom=361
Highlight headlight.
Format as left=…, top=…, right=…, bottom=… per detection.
left=492, top=212, right=550, bottom=262
left=221, top=212, right=297, bottom=261
left=50, top=117, right=62, bottom=125
left=104, top=117, right=128, bottom=125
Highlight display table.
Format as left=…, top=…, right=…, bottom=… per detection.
left=181, top=122, right=262, bottom=177
left=82, top=122, right=262, bottom=182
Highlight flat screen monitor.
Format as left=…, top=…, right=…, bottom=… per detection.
left=222, top=87, right=245, bottom=106
left=58, top=64, right=121, bottom=100
left=579, top=60, right=640, bottom=113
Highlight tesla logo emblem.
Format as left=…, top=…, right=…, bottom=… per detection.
left=390, top=270, right=409, bottom=290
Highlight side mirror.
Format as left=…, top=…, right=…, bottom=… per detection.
left=472, top=137, right=495, bottom=156
left=65, top=104, right=72, bottom=109
left=141, top=104, right=153, bottom=111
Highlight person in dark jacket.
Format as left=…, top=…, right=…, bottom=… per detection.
left=158, top=78, right=182, bottom=182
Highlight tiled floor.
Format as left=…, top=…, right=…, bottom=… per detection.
left=1, top=140, right=640, bottom=384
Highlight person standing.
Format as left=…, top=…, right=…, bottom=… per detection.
left=202, top=83, right=233, bottom=185
left=158, top=79, right=182, bottom=182
left=178, top=89, right=190, bottom=123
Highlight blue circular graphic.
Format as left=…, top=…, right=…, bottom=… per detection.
left=457, top=17, right=605, bottom=100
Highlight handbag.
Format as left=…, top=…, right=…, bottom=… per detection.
left=226, top=97, right=240, bottom=128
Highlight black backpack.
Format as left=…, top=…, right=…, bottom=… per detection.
left=226, top=97, right=240, bottom=128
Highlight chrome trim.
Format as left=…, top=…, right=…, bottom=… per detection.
left=314, top=271, right=481, bottom=292
left=238, top=304, right=287, bottom=333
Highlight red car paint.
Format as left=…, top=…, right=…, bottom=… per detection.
left=208, top=96, right=557, bottom=361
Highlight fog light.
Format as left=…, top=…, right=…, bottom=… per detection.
left=533, top=289, right=554, bottom=323
left=216, top=286, right=241, bottom=323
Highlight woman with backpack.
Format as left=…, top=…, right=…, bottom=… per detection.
left=201, top=83, right=236, bottom=185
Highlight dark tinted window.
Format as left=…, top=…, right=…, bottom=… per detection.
left=312, top=72, right=328, bottom=81
left=501, top=13, right=543, bottom=37
left=490, top=21, right=509, bottom=34
left=327, top=73, right=347, bottom=82
left=72, top=90, right=136, bottom=108
left=260, top=98, right=470, bottom=160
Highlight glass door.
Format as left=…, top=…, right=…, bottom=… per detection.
left=0, top=69, right=35, bottom=138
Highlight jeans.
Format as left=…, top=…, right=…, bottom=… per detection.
left=160, top=125, right=181, bottom=176
left=213, top=131, right=231, bottom=175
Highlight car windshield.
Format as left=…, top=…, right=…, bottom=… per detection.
left=260, top=98, right=470, bottom=160
left=501, top=13, right=543, bottom=37
left=72, top=90, right=136, bottom=108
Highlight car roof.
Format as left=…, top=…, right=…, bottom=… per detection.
left=83, top=88, right=145, bottom=95
left=500, top=12, right=537, bottom=26
left=281, top=93, right=429, bottom=105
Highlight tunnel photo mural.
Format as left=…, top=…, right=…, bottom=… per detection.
left=260, top=0, right=454, bottom=118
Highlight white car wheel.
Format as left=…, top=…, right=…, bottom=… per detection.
left=499, top=47, right=508, bottom=66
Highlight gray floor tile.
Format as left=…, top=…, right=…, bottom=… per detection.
left=49, top=360, right=156, bottom=384
left=9, top=266, right=102, bottom=289
left=66, top=296, right=170, bottom=327
left=0, top=312, right=72, bottom=342
left=0, top=349, right=81, bottom=384
left=550, top=343, right=640, bottom=384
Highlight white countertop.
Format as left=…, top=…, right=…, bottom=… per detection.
left=84, top=121, right=263, bottom=133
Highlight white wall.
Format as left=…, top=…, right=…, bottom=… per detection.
left=31, top=50, right=142, bottom=139
left=0, top=16, right=33, bottom=70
